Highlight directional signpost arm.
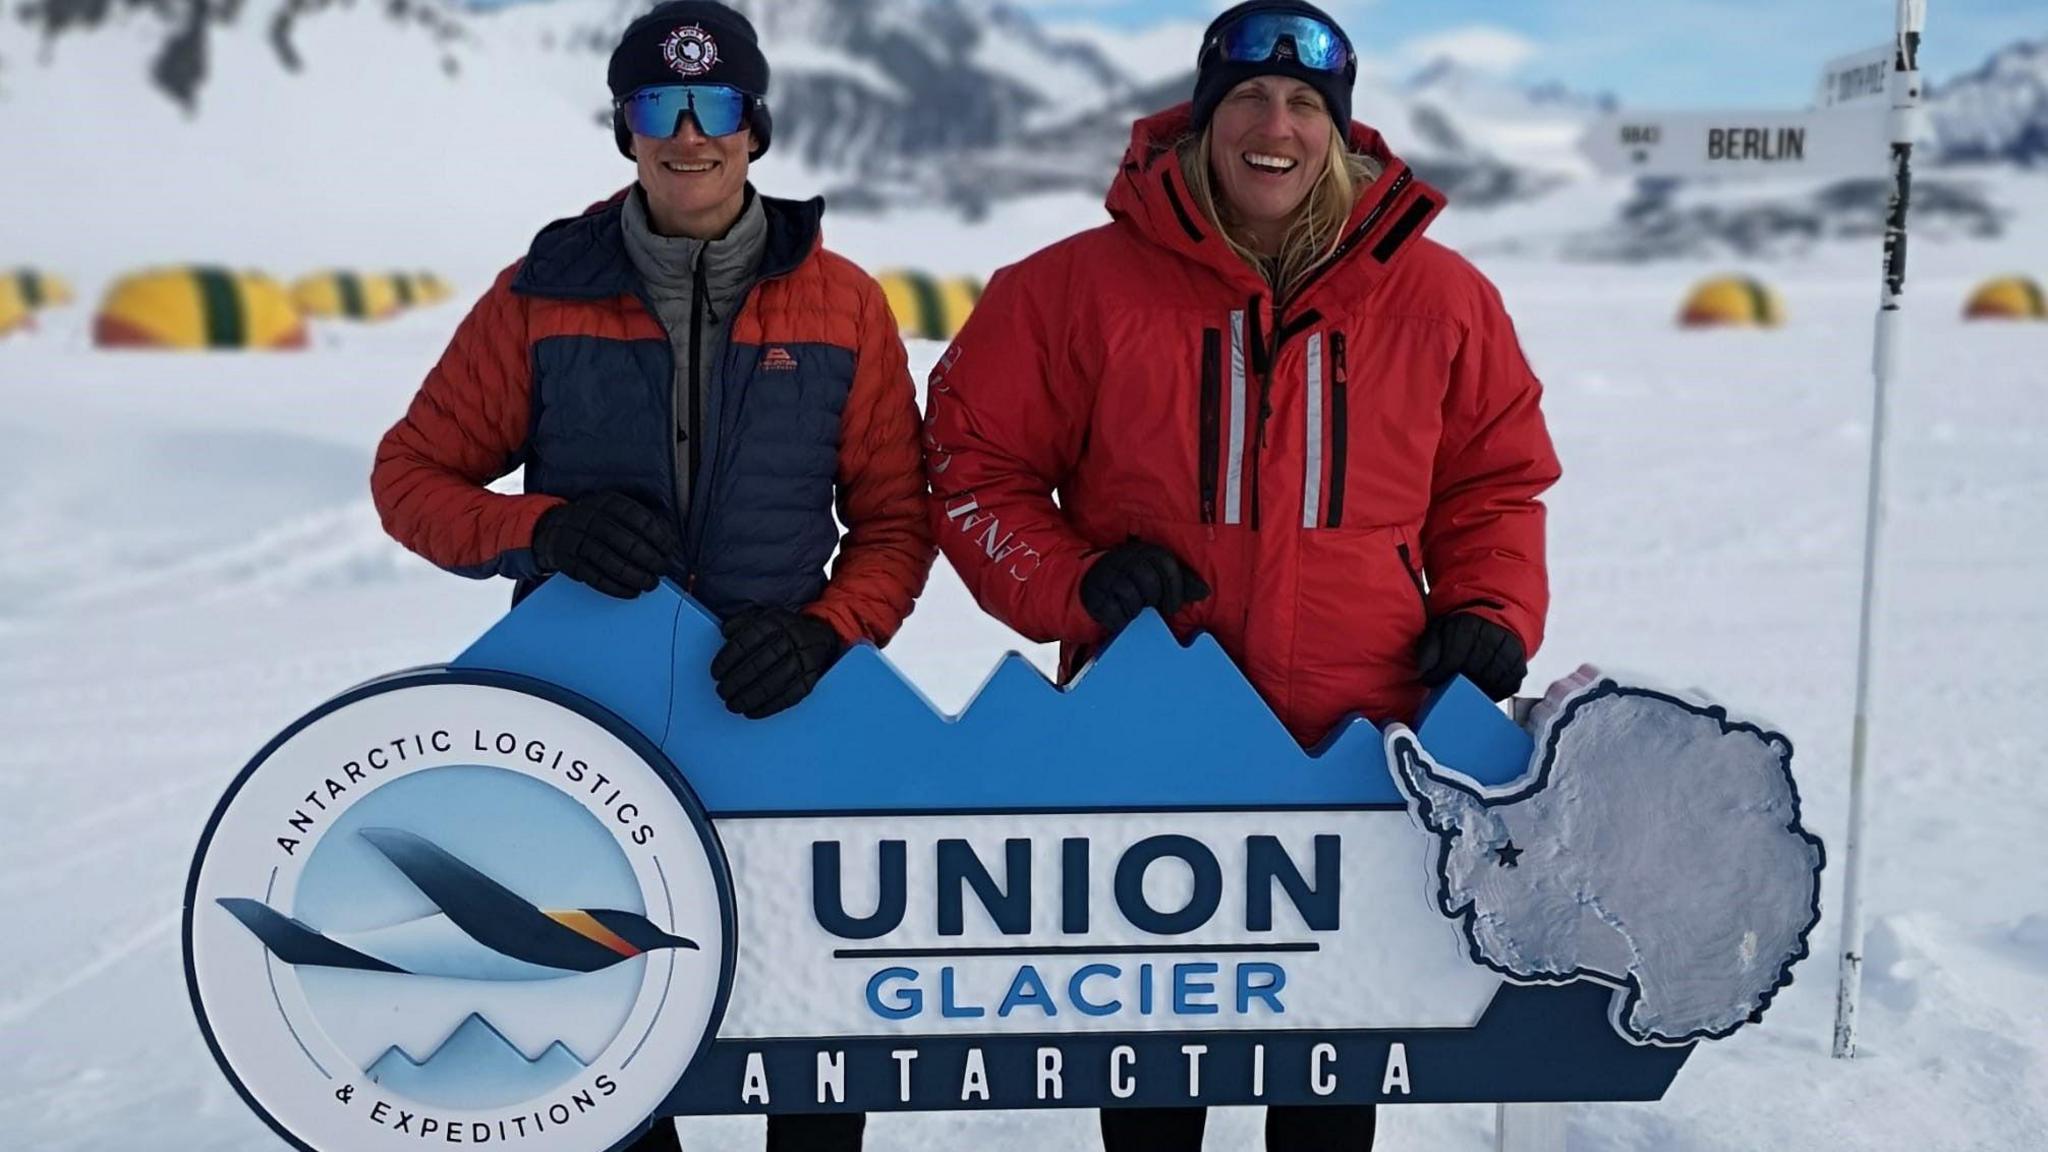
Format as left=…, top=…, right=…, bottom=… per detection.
left=1834, top=0, right=1926, bottom=1062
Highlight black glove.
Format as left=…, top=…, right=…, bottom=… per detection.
left=531, top=491, right=681, bottom=599
left=1079, top=541, right=1211, bottom=634
left=710, top=607, right=845, bottom=719
left=1415, top=612, right=1528, bottom=702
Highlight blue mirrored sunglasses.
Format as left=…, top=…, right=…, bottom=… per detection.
left=1212, top=11, right=1351, bottom=73
left=616, top=84, right=757, bottom=139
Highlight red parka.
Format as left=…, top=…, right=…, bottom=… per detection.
left=924, top=107, right=1561, bottom=743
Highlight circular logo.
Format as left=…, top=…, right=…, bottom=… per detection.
left=184, top=669, right=734, bottom=1152
left=662, top=24, right=719, bottom=77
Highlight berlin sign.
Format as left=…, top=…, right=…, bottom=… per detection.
left=184, top=579, right=1826, bottom=1151
left=1581, top=107, right=1890, bottom=180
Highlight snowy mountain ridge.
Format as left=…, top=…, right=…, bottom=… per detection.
left=1927, top=37, right=2048, bottom=166
left=0, top=0, right=2039, bottom=265
left=0, top=0, right=1606, bottom=217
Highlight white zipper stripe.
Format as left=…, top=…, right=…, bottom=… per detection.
left=1224, top=310, right=1248, bottom=525
left=1303, top=332, right=1324, bottom=528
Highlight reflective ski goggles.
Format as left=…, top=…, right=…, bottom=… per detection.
left=1208, top=11, right=1352, bottom=73
left=615, top=84, right=758, bottom=139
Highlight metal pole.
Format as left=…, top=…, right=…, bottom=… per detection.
left=1500, top=696, right=1568, bottom=1148
left=1497, top=1103, right=1568, bottom=1152
left=1833, top=0, right=1925, bottom=1060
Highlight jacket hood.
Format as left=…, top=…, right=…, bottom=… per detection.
left=1104, top=102, right=1445, bottom=303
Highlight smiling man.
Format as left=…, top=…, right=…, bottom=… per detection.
left=373, top=0, right=933, bottom=761
left=372, top=8, right=928, bottom=1138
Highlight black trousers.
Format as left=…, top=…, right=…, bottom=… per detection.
left=1099, top=1105, right=1376, bottom=1151
left=624, top=1113, right=867, bottom=1152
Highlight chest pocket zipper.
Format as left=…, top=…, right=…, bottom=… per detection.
left=1325, top=331, right=1349, bottom=528
left=1199, top=327, right=1221, bottom=525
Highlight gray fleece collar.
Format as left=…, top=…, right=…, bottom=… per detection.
left=621, top=185, right=768, bottom=315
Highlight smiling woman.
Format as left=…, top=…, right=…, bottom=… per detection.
left=922, top=2, right=1562, bottom=1148
left=1180, top=77, right=1380, bottom=299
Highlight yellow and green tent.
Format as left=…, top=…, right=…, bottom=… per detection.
left=1678, top=275, right=1784, bottom=329
left=0, top=277, right=30, bottom=337
left=390, top=271, right=454, bottom=306
left=876, top=270, right=983, bottom=341
left=95, top=267, right=308, bottom=350
left=8, top=268, right=74, bottom=310
left=385, top=272, right=419, bottom=310
left=291, top=271, right=403, bottom=322
left=1963, top=275, right=2045, bottom=320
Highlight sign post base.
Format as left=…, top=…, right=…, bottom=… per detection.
left=1498, top=1102, right=1569, bottom=1152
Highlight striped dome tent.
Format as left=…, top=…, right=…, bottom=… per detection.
left=1963, top=275, right=2045, bottom=320
left=876, top=270, right=982, bottom=341
left=392, top=271, right=454, bottom=306
left=291, top=270, right=403, bottom=322
left=385, top=272, right=418, bottom=310
left=0, top=276, right=30, bottom=338
left=1679, top=275, right=1784, bottom=329
left=9, top=268, right=75, bottom=310
left=95, top=267, right=308, bottom=350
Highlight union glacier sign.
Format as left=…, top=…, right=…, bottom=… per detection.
left=184, top=579, right=1823, bottom=1152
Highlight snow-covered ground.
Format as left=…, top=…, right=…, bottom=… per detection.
left=3, top=193, right=2047, bottom=1151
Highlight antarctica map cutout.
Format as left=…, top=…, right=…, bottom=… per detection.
left=184, top=579, right=1825, bottom=1152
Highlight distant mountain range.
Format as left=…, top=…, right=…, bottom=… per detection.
left=1, top=0, right=2039, bottom=257
left=1928, top=38, right=2048, bottom=166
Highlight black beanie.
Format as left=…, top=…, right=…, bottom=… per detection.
left=608, top=0, right=773, bottom=160
left=1191, top=0, right=1356, bottom=137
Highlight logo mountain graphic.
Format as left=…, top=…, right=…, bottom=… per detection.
left=366, top=1012, right=590, bottom=1110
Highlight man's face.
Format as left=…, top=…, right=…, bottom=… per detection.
left=633, top=98, right=753, bottom=234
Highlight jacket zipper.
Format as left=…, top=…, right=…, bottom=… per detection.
left=681, top=252, right=805, bottom=587
left=688, top=251, right=707, bottom=518
left=1240, top=169, right=1413, bottom=534
left=1205, top=175, right=1421, bottom=540
left=681, top=249, right=710, bottom=585
left=1281, top=168, right=1413, bottom=313
left=624, top=284, right=692, bottom=587
left=1245, top=299, right=1325, bottom=531
left=1325, top=331, right=1348, bottom=528
left=1248, top=299, right=1272, bottom=530
left=1199, top=327, right=1221, bottom=524
left=1396, top=541, right=1428, bottom=613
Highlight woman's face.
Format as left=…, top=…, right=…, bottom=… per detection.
left=1207, top=76, right=1332, bottom=246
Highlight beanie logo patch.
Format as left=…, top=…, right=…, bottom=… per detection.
left=662, top=24, right=719, bottom=77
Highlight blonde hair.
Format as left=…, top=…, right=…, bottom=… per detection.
left=1177, top=119, right=1382, bottom=299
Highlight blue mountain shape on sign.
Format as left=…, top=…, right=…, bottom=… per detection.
left=454, top=579, right=1531, bottom=814
left=366, top=1012, right=588, bottom=1110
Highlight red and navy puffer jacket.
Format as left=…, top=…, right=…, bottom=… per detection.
left=373, top=190, right=934, bottom=646
left=924, top=106, right=1561, bottom=742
